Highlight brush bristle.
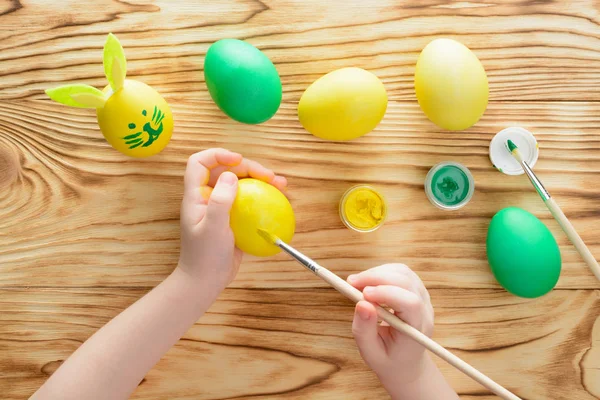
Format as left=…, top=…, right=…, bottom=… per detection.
left=506, top=139, right=518, bottom=153
left=257, top=228, right=280, bottom=245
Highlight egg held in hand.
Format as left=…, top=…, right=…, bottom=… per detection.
left=486, top=207, right=561, bottom=298
left=415, top=38, right=488, bottom=131
left=45, top=33, right=173, bottom=158
left=298, top=67, right=387, bottom=141
left=230, top=179, right=295, bottom=257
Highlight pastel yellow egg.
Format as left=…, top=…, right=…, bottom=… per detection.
left=415, top=38, right=488, bottom=131
left=298, top=67, right=387, bottom=141
left=97, top=80, right=173, bottom=158
left=230, top=179, right=295, bottom=257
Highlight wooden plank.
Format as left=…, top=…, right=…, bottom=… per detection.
left=1, top=100, right=600, bottom=289
left=2, top=1, right=600, bottom=399
left=1, top=287, right=599, bottom=399
left=2, top=1, right=600, bottom=102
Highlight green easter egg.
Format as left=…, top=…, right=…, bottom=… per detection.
left=486, top=207, right=561, bottom=298
left=204, top=39, right=282, bottom=124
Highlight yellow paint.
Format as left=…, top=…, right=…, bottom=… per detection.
left=341, top=186, right=386, bottom=231
left=97, top=80, right=173, bottom=158
left=230, top=179, right=295, bottom=257
left=298, top=67, right=387, bottom=141
left=415, top=38, right=488, bottom=131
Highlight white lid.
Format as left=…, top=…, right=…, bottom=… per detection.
left=489, top=127, right=539, bottom=175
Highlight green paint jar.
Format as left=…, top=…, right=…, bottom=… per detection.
left=425, top=162, right=474, bottom=210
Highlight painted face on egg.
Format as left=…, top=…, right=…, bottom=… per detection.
left=45, top=33, right=173, bottom=158
left=97, top=80, right=173, bottom=158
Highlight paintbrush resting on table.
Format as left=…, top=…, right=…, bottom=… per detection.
left=507, top=140, right=600, bottom=281
left=257, top=229, right=521, bottom=400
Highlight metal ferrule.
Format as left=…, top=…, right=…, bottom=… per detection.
left=277, top=241, right=321, bottom=274
left=521, top=160, right=551, bottom=200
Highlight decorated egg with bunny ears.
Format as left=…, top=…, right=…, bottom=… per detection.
left=46, top=34, right=173, bottom=158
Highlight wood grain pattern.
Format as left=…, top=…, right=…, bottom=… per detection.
left=2, top=288, right=600, bottom=400
left=3, top=100, right=600, bottom=289
left=2, top=0, right=600, bottom=399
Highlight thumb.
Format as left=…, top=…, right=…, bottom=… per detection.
left=352, top=301, right=386, bottom=367
left=204, top=171, right=238, bottom=227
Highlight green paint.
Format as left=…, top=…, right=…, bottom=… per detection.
left=123, top=132, right=142, bottom=140
left=507, top=139, right=518, bottom=152
left=122, top=106, right=166, bottom=149
left=430, top=165, right=470, bottom=206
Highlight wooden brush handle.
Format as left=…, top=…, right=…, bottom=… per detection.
left=546, top=197, right=600, bottom=281
left=316, top=267, right=522, bottom=400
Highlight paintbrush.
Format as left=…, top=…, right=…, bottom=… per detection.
left=257, top=229, right=521, bottom=400
left=506, top=140, right=600, bottom=281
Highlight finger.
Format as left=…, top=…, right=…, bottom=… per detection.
left=348, top=264, right=431, bottom=302
left=203, top=171, right=239, bottom=227
left=208, top=158, right=275, bottom=186
left=184, top=149, right=242, bottom=200
left=180, top=193, right=208, bottom=227
left=363, top=285, right=423, bottom=329
left=352, top=301, right=387, bottom=366
left=271, top=175, right=288, bottom=192
left=347, top=265, right=415, bottom=293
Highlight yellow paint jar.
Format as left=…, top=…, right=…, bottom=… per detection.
left=339, top=185, right=387, bottom=232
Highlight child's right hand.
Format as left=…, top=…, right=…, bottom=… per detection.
left=348, top=264, right=435, bottom=393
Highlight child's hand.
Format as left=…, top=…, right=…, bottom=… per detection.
left=348, top=264, right=434, bottom=389
left=178, top=148, right=287, bottom=295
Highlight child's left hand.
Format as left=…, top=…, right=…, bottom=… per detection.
left=177, top=148, right=287, bottom=295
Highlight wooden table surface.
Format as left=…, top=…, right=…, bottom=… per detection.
left=2, top=1, right=600, bottom=399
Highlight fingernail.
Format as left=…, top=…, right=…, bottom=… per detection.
left=219, top=172, right=237, bottom=186
left=364, top=286, right=375, bottom=296
left=347, top=274, right=356, bottom=282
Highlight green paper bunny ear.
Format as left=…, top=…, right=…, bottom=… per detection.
left=45, top=84, right=106, bottom=108
left=103, top=33, right=127, bottom=92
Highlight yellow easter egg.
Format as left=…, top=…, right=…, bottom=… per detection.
left=97, top=80, right=173, bottom=158
left=415, top=38, right=488, bottom=131
left=298, top=67, right=387, bottom=141
left=230, top=179, right=295, bottom=257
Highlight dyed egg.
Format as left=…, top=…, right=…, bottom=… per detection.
left=98, top=80, right=173, bottom=158
left=230, top=179, right=295, bottom=257
left=298, top=67, right=387, bottom=141
left=45, top=33, right=173, bottom=158
left=415, top=38, right=488, bottom=130
left=486, top=207, right=561, bottom=298
left=204, top=39, right=282, bottom=124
